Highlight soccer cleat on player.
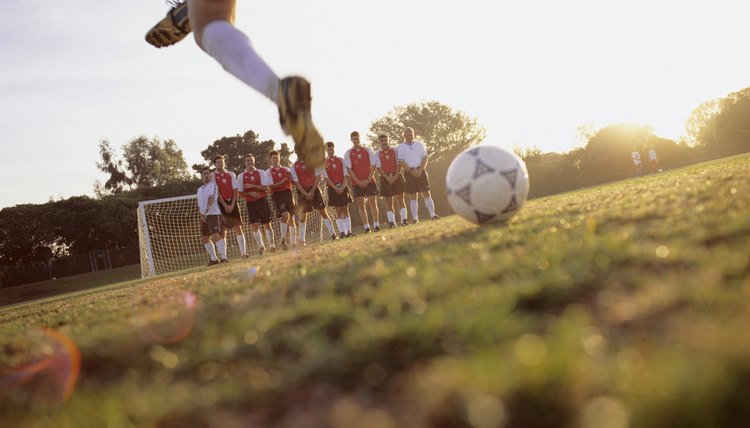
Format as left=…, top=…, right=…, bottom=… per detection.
left=146, top=0, right=325, bottom=169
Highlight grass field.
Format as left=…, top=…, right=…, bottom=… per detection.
left=1, top=154, right=749, bottom=428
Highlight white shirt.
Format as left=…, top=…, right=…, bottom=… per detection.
left=397, top=141, right=428, bottom=168
left=197, top=182, right=221, bottom=216
left=632, top=151, right=641, bottom=166
left=648, top=149, right=657, bottom=161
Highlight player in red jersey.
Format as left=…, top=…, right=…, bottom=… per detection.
left=375, top=134, right=408, bottom=228
left=265, top=151, right=297, bottom=250
left=291, top=157, right=337, bottom=244
left=323, top=142, right=353, bottom=238
left=344, top=131, right=380, bottom=233
left=237, top=154, right=276, bottom=255
left=212, top=155, right=248, bottom=259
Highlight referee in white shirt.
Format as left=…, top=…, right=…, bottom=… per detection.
left=396, top=127, right=440, bottom=222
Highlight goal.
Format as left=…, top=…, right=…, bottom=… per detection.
left=137, top=190, right=338, bottom=278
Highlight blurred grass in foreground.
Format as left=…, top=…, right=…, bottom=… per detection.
left=1, top=154, right=749, bottom=428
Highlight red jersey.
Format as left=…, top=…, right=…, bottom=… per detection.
left=325, top=156, right=346, bottom=185
left=212, top=170, right=237, bottom=200
left=238, top=169, right=266, bottom=202
left=378, top=147, right=399, bottom=175
left=345, top=146, right=375, bottom=182
left=292, top=160, right=317, bottom=189
left=266, top=166, right=292, bottom=193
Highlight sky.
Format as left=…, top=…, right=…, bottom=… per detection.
left=1, top=0, right=749, bottom=208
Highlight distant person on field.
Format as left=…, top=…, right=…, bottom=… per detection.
left=375, top=134, right=408, bottom=228
left=266, top=151, right=297, bottom=250
left=237, top=154, right=276, bottom=256
left=323, top=142, right=354, bottom=238
left=197, top=166, right=227, bottom=265
left=345, top=131, right=380, bottom=233
left=397, top=127, right=439, bottom=222
left=648, top=145, right=661, bottom=173
left=632, top=150, right=643, bottom=177
left=291, top=155, right=338, bottom=244
left=212, top=155, right=247, bottom=259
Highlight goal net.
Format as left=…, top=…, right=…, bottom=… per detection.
left=137, top=189, right=338, bottom=278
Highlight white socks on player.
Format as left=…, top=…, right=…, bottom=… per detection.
left=280, top=222, right=288, bottom=240
left=399, top=208, right=408, bottom=222
left=265, top=228, right=274, bottom=246
left=345, top=217, right=352, bottom=234
left=200, top=21, right=279, bottom=104
left=204, top=242, right=218, bottom=261
left=298, top=223, right=307, bottom=242
left=215, top=239, right=227, bottom=260
left=410, top=199, right=419, bottom=221
left=289, top=226, right=297, bottom=245
left=386, top=211, right=395, bottom=223
left=236, top=234, right=246, bottom=255
left=425, top=197, right=436, bottom=218
left=323, top=218, right=334, bottom=236
left=373, top=221, right=380, bottom=229
left=336, top=218, right=345, bottom=235
left=252, top=231, right=264, bottom=248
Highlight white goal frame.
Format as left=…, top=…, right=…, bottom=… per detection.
left=137, top=190, right=336, bottom=278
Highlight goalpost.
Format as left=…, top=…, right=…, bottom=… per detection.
left=137, top=189, right=338, bottom=278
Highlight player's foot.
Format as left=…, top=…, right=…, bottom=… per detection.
left=280, top=239, right=288, bottom=251
left=278, top=76, right=324, bottom=169
left=242, top=253, right=250, bottom=259
left=207, top=260, right=219, bottom=266
left=373, top=226, right=381, bottom=232
left=364, top=228, right=371, bottom=234
left=220, top=259, right=229, bottom=264
left=298, top=241, right=307, bottom=248
left=389, top=222, right=397, bottom=229
left=269, top=245, right=277, bottom=253
left=401, top=220, right=409, bottom=227
left=339, top=232, right=347, bottom=239
left=259, top=247, right=266, bottom=256
left=411, top=219, right=419, bottom=224
left=431, top=215, right=441, bottom=221
left=331, top=234, right=339, bottom=241
left=346, top=232, right=354, bottom=238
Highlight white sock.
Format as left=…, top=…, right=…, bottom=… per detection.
left=364, top=223, right=371, bottom=231
left=253, top=231, right=264, bottom=248
left=216, top=239, right=227, bottom=259
left=387, top=211, right=395, bottom=223
left=323, top=218, right=334, bottom=235
left=373, top=221, right=380, bottom=229
left=289, top=226, right=297, bottom=244
left=204, top=243, right=218, bottom=261
left=345, top=217, right=352, bottom=234
left=336, top=218, right=345, bottom=235
left=200, top=21, right=279, bottom=104
left=299, top=223, right=307, bottom=241
left=424, top=197, right=436, bottom=217
left=280, top=222, right=288, bottom=239
left=265, top=228, right=274, bottom=246
left=410, top=199, right=419, bottom=221
left=400, top=208, right=408, bottom=222
left=236, top=234, right=246, bottom=255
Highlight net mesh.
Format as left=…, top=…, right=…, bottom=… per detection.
left=137, top=187, right=338, bottom=278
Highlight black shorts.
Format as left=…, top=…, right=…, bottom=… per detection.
left=201, top=215, right=225, bottom=237
left=272, top=190, right=296, bottom=215
left=298, top=188, right=326, bottom=213
left=404, top=170, right=431, bottom=194
left=353, top=180, right=379, bottom=198
left=379, top=173, right=405, bottom=197
left=327, top=185, right=353, bottom=207
left=219, top=199, right=243, bottom=227
left=245, top=198, right=272, bottom=224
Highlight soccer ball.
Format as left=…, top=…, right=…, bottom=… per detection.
left=445, top=146, right=529, bottom=225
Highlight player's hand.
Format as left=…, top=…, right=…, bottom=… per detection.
left=226, top=205, right=234, bottom=213
left=199, top=215, right=207, bottom=224
left=336, top=187, right=344, bottom=195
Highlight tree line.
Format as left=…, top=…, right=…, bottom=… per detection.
left=2, top=87, right=749, bottom=286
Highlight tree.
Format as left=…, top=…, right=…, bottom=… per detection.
left=194, top=130, right=291, bottom=173
left=368, top=101, right=486, bottom=165
left=96, top=136, right=190, bottom=193
left=685, top=98, right=721, bottom=147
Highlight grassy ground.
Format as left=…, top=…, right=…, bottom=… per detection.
left=0, top=264, right=141, bottom=309
left=1, top=154, right=749, bottom=427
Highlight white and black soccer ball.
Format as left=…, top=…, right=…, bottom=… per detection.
left=445, top=146, right=529, bottom=225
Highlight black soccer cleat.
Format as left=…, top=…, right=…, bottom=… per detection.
left=331, top=234, right=339, bottom=241
left=389, top=222, right=397, bottom=229
left=220, top=259, right=229, bottom=264
left=280, top=239, right=288, bottom=251
left=364, top=228, right=371, bottom=234
left=401, top=220, right=410, bottom=227
left=431, top=215, right=441, bottom=220
left=207, top=260, right=219, bottom=266
left=340, top=232, right=347, bottom=239
left=373, top=226, right=381, bottom=232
